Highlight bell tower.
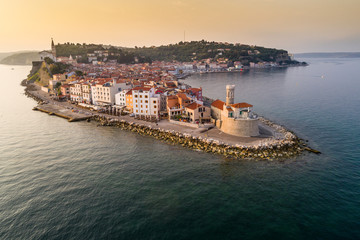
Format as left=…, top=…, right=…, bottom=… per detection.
left=226, top=85, right=235, bottom=105
left=51, top=38, right=56, bottom=60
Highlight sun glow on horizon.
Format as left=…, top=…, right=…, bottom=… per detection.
left=0, top=0, right=359, bottom=52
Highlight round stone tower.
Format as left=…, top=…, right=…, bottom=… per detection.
left=226, top=85, right=235, bottom=105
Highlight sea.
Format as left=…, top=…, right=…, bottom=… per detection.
left=0, top=58, right=359, bottom=239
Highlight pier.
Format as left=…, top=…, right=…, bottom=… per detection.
left=33, top=104, right=91, bottom=122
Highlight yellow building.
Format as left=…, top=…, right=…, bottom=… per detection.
left=125, top=90, right=133, bottom=112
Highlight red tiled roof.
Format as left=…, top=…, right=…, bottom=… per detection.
left=231, top=102, right=253, bottom=108
left=177, top=93, right=190, bottom=101
left=226, top=106, right=233, bottom=112
left=185, top=102, right=201, bottom=110
left=211, top=99, right=225, bottom=110
left=132, top=86, right=151, bottom=91
left=167, top=95, right=178, bottom=100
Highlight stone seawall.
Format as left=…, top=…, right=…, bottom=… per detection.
left=92, top=115, right=305, bottom=160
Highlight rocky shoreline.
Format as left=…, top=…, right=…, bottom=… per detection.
left=23, top=81, right=318, bottom=160
left=91, top=115, right=307, bottom=160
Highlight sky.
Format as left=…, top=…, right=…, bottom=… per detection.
left=0, top=0, right=359, bottom=53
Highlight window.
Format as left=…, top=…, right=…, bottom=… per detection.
left=141, top=110, right=143, bottom=113
left=145, top=95, right=148, bottom=98
left=140, top=100, right=142, bottom=103
left=135, top=100, right=137, bottom=103
left=136, top=110, right=138, bottom=113
left=153, top=100, right=156, bottom=103
left=154, top=111, right=156, bottom=114
left=145, top=100, right=148, bottom=103
left=154, top=105, right=157, bottom=108
left=146, top=105, right=148, bottom=108
left=134, top=95, right=138, bottom=98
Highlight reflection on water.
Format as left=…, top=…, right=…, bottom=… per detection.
left=1, top=60, right=360, bottom=239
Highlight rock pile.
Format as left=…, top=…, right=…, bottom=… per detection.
left=92, top=115, right=304, bottom=160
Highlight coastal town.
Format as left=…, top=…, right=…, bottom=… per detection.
left=24, top=40, right=314, bottom=159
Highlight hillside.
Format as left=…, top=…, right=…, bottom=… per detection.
left=0, top=51, right=40, bottom=65
left=0, top=52, right=17, bottom=62
left=55, top=41, right=297, bottom=65
left=131, top=40, right=291, bottom=64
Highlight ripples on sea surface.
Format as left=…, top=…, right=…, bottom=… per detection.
left=0, top=59, right=359, bottom=239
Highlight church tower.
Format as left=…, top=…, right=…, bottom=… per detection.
left=226, top=85, right=235, bottom=105
left=51, top=38, right=56, bottom=60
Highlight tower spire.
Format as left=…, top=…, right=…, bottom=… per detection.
left=51, top=38, right=56, bottom=60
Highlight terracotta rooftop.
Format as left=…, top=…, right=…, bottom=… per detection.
left=211, top=99, right=225, bottom=110
left=185, top=102, right=202, bottom=110
left=132, top=86, right=151, bottom=91
left=177, top=93, right=190, bottom=101
left=231, top=102, right=253, bottom=108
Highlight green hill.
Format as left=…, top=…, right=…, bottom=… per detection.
left=55, top=41, right=296, bottom=65
left=0, top=51, right=40, bottom=65
left=131, top=40, right=290, bottom=63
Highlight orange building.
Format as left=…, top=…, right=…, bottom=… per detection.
left=125, top=90, right=133, bottom=112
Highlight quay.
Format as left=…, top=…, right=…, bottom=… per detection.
left=33, top=103, right=91, bottom=122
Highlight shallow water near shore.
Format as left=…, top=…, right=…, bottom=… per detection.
left=1, top=59, right=360, bottom=239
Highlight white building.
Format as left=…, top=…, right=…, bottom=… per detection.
left=115, top=89, right=130, bottom=107
left=91, top=79, right=125, bottom=106
left=132, top=87, right=161, bottom=120
left=70, top=82, right=83, bottom=102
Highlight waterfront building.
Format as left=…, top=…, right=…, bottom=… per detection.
left=167, top=95, right=183, bottom=118
left=70, top=82, right=83, bottom=102
left=184, top=102, right=211, bottom=123
left=211, top=85, right=259, bottom=137
left=81, top=83, right=92, bottom=104
left=132, top=87, right=160, bottom=120
left=125, top=90, right=133, bottom=112
left=115, top=89, right=130, bottom=107
left=92, top=79, right=123, bottom=106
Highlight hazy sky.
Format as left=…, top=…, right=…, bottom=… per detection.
left=1, top=0, right=359, bottom=53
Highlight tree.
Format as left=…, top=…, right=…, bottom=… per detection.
left=44, top=57, right=54, bottom=65
left=75, top=70, right=83, bottom=76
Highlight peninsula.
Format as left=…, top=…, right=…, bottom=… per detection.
left=24, top=39, right=315, bottom=160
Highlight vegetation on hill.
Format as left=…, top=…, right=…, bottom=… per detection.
left=0, top=51, right=40, bottom=65
left=27, top=62, right=51, bottom=86
left=55, top=41, right=297, bottom=65
left=131, top=40, right=290, bottom=64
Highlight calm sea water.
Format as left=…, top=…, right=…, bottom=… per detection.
left=0, top=59, right=359, bottom=239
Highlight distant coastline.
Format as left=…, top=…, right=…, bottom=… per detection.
left=0, top=51, right=40, bottom=65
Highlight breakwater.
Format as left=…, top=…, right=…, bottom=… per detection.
left=92, top=115, right=306, bottom=160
